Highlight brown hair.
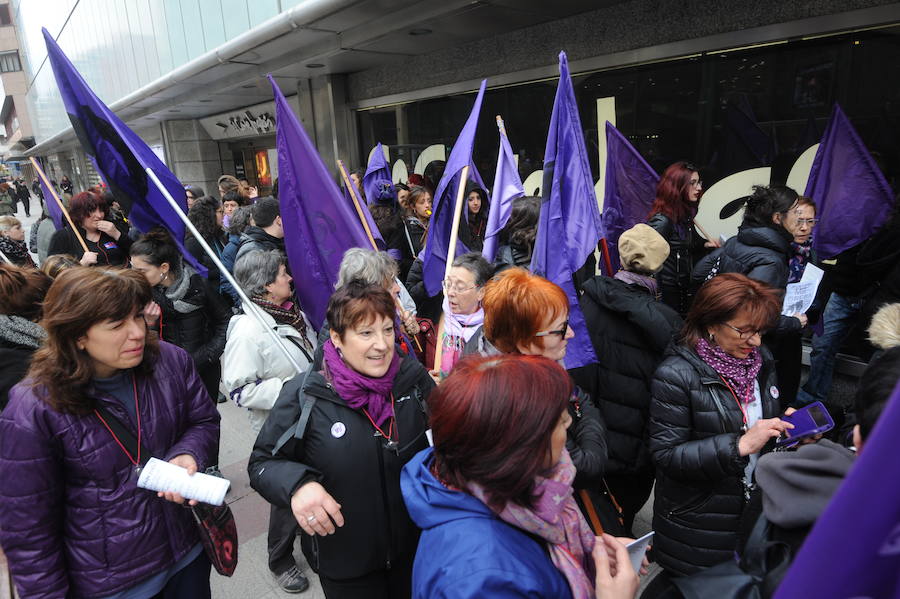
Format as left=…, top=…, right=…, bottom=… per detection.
left=218, top=174, right=251, bottom=200
left=482, top=268, right=569, bottom=354
left=40, top=254, right=81, bottom=279
left=326, top=280, right=395, bottom=340
left=681, top=273, right=782, bottom=347
left=28, top=267, right=158, bottom=415
left=0, top=264, right=52, bottom=321
left=795, top=196, right=816, bottom=213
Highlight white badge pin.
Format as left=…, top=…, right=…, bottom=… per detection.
left=331, top=422, right=346, bottom=438
left=770, top=386, right=780, bottom=399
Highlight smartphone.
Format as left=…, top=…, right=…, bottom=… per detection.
left=776, top=401, right=834, bottom=447
left=626, top=531, right=653, bottom=574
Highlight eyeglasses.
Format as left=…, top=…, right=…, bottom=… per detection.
left=441, top=279, right=478, bottom=293
left=795, top=218, right=819, bottom=226
left=689, top=179, right=703, bottom=188
left=722, top=322, right=766, bottom=340
left=535, top=318, right=569, bottom=339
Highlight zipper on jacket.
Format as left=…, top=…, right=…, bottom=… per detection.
left=375, top=438, right=394, bottom=570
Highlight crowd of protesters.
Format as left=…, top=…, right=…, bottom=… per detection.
left=0, top=162, right=896, bottom=599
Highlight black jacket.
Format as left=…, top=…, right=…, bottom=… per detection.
left=567, top=386, right=608, bottom=489
left=185, top=234, right=226, bottom=297
left=47, top=226, right=133, bottom=266
left=493, top=244, right=532, bottom=273
left=572, top=276, right=682, bottom=476
left=234, top=226, right=285, bottom=264
left=404, top=258, right=443, bottom=323
left=648, top=344, right=780, bottom=576
left=151, top=274, right=230, bottom=398
left=401, top=217, right=427, bottom=258
left=0, top=343, right=34, bottom=411
left=648, top=213, right=708, bottom=314
left=248, top=354, right=434, bottom=579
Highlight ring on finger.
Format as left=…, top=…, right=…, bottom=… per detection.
left=307, top=514, right=316, bottom=522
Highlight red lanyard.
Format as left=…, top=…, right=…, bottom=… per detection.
left=718, top=375, right=748, bottom=429
left=362, top=393, right=397, bottom=445
left=93, top=374, right=142, bottom=466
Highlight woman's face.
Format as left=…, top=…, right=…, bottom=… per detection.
left=265, top=264, right=293, bottom=305
left=223, top=200, right=239, bottom=216
left=2, top=223, right=24, bottom=242
left=547, top=409, right=573, bottom=469
left=77, top=309, right=147, bottom=378
left=445, top=266, right=483, bottom=315
left=330, top=314, right=396, bottom=378
left=687, top=172, right=702, bottom=202
left=215, top=205, right=225, bottom=228
left=185, top=191, right=196, bottom=209
left=131, top=255, right=170, bottom=286
left=784, top=203, right=816, bottom=244
left=397, top=188, right=409, bottom=207
left=414, top=193, right=432, bottom=220
left=709, top=308, right=764, bottom=359
left=467, top=191, right=482, bottom=215
left=517, top=311, right=573, bottom=362
left=82, top=208, right=104, bottom=232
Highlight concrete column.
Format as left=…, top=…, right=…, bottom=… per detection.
left=308, top=73, right=360, bottom=173
left=162, top=119, right=222, bottom=196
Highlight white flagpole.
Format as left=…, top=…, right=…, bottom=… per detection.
left=0, top=249, right=11, bottom=264
left=145, top=167, right=305, bottom=374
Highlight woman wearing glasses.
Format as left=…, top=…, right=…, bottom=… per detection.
left=434, top=252, right=492, bottom=379
left=648, top=273, right=790, bottom=579
left=648, top=162, right=718, bottom=315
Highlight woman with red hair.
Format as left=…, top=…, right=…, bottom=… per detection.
left=402, top=354, right=639, bottom=599
left=647, top=162, right=717, bottom=315
left=47, top=190, right=132, bottom=266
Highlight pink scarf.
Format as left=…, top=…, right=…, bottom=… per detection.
left=467, top=449, right=596, bottom=598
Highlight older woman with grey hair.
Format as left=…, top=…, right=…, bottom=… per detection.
left=337, top=248, right=419, bottom=335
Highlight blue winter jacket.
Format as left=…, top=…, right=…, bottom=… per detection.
left=401, top=448, right=574, bottom=599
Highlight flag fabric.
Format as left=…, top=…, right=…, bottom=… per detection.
left=774, top=380, right=900, bottom=599
left=31, top=158, right=63, bottom=229
left=806, top=104, right=894, bottom=259
left=363, top=143, right=395, bottom=207
left=269, top=75, right=374, bottom=326
left=421, top=80, right=487, bottom=297
left=482, top=117, right=524, bottom=262
left=602, top=122, right=659, bottom=273
left=530, top=52, right=603, bottom=370
left=41, top=28, right=206, bottom=275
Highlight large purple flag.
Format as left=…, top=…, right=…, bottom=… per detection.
left=774, top=380, right=900, bottom=598
left=422, top=80, right=487, bottom=296
left=482, top=116, right=524, bottom=262
left=806, top=104, right=893, bottom=259
left=42, top=29, right=205, bottom=275
left=269, top=75, right=374, bottom=326
left=363, top=143, right=395, bottom=207
left=31, top=158, right=63, bottom=229
left=602, top=122, right=659, bottom=273
left=531, top=52, right=602, bottom=370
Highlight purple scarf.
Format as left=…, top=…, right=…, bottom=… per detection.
left=322, top=339, right=400, bottom=426
left=695, top=337, right=762, bottom=404
left=788, top=241, right=812, bottom=283
left=467, top=449, right=596, bottom=599
left=614, top=269, right=658, bottom=297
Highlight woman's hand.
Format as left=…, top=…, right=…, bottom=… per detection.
left=158, top=454, right=199, bottom=506
left=95, top=220, right=121, bottom=240
left=399, top=308, right=420, bottom=336
left=80, top=251, right=98, bottom=266
left=613, top=537, right=650, bottom=575
left=791, top=313, right=809, bottom=327
left=144, top=301, right=161, bottom=324
left=428, top=370, right=441, bottom=385
left=593, top=534, right=639, bottom=599
left=248, top=186, right=259, bottom=199
left=738, top=418, right=793, bottom=456
left=291, top=481, right=345, bottom=536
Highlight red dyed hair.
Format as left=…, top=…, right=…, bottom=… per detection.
left=67, top=191, right=106, bottom=225
left=429, top=354, right=572, bottom=510
left=482, top=268, right=568, bottom=354
left=326, top=280, right=396, bottom=340
left=648, top=161, right=699, bottom=224
left=682, top=273, right=782, bottom=346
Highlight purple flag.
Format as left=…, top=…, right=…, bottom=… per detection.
left=269, top=75, right=373, bottom=326
left=774, top=381, right=900, bottom=598
left=806, top=104, right=893, bottom=259
left=31, top=158, right=63, bottom=229
left=42, top=28, right=205, bottom=275
left=482, top=117, right=524, bottom=262
left=422, top=80, right=486, bottom=297
left=363, top=143, right=395, bottom=207
left=530, top=52, right=603, bottom=370
left=602, top=122, right=659, bottom=273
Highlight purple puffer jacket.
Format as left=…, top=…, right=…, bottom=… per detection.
left=0, top=342, right=220, bottom=599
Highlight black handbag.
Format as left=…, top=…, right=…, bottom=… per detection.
left=95, top=405, right=238, bottom=576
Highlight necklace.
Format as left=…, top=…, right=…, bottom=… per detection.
left=362, top=393, right=398, bottom=452
left=94, top=374, right=142, bottom=467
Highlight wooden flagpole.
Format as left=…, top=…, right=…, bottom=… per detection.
left=444, top=165, right=470, bottom=281
left=336, top=160, right=379, bottom=251
left=29, top=156, right=89, bottom=254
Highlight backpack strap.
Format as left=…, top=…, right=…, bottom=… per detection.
left=95, top=405, right=153, bottom=467
left=271, top=367, right=316, bottom=455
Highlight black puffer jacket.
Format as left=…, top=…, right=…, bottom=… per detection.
left=573, top=276, right=682, bottom=476
left=404, top=258, right=443, bottom=323
left=493, top=244, right=532, bottom=273
left=47, top=226, right=133, bottom=266
left=151, top=273, right=230, bottom=398
left=648, top=344, right=780, bottom=576
left=648, top=213, right=708, bottom=314
left=248, top=354, right=434, bottom=580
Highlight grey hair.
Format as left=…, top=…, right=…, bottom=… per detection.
left=451, top=251, right=493, bottom=286
left=336, top=248, right=398, bottom=289
left=233, top=249, right=286, bottom=297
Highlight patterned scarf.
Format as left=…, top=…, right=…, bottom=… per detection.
left=788, top=240, right=812, bottom=284
left=695, top=337, right=762, bottom=404
left=439, top=297, right=485, bottom=377
left=163, top=265, right=201, bottom=314
left=467, top=449, right=596, bottom=599
left=250, top=295, right=313, bottom=353
left=0, top=235, right=34, bottom=268
left=322, top=339, right=400, bottom=427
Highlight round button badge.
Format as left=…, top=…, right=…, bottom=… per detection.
left=331, top=422, right=346, bottom=438
left=770, top=386, right=780, bottom=399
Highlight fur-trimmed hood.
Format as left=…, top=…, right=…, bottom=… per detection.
left=868, top=303, right=900, bottom=350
